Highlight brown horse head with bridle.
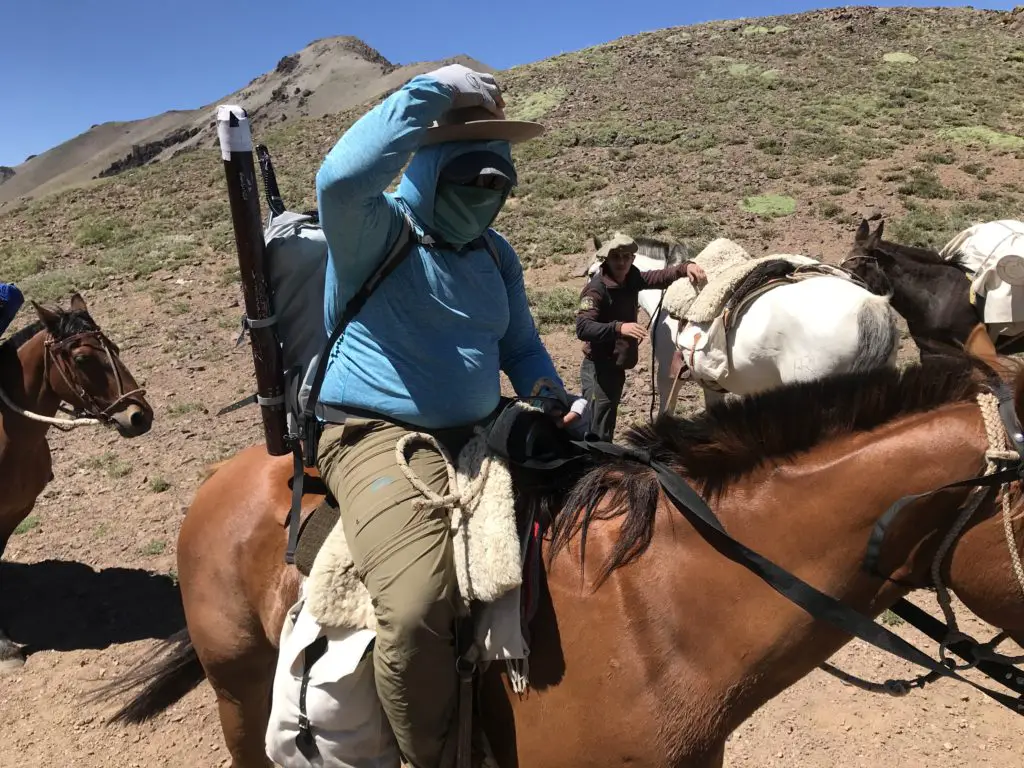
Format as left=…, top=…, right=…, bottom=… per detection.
left=25, top=293, right=152, bottom=437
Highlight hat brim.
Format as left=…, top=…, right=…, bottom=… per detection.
left=421, top=119, right=545, bottom=146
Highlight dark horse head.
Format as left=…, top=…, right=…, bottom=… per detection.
left=840, top=219, right=989, bottom=358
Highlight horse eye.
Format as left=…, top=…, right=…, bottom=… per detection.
left=73, top=355, right=89, bottom=366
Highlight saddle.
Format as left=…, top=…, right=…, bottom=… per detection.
left=720, top=259, right=861, bottom=331
left=266, top=399, right=586, bottom=768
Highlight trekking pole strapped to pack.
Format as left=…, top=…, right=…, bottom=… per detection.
left=216, top=104, right=289, bottom=456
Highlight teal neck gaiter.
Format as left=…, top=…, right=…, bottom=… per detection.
left=433, top=183, right=506, bottom=248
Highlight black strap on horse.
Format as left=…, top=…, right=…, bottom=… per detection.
left=488, top=399, right=1024, bottom=715
left=888, top=599, right=1024, bottom=696
left=863, top=379, right=1024, bottom=581
left=851, top=377, right=1024, bottom=697
left=571, top=436, right=1024, bottom=714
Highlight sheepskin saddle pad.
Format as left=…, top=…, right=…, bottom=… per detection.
left=664, top=238, right=850, bottom=324
left=297, top=400, right=544, bottom=640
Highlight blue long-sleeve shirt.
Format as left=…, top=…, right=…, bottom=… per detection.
left=314, top=75, right=563, bottom=429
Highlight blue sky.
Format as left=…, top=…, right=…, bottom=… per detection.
left=1, top=0, right=1018, bottom=167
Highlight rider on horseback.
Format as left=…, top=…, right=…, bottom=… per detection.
left=0, top=283, right=24, bottom=338
left=314, top=64, right=587, bottom=767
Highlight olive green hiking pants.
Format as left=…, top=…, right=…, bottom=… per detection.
left=317, top=417, right=474, bottom=768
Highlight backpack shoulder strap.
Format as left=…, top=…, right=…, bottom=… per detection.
left=479, top=230, right=502, bottom=271
left=300, top=213, right=418, bottom=439
left=285, top=213, right=419, bottom=565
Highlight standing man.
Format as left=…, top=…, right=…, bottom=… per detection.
left=576, top=232, right=705, bottom=441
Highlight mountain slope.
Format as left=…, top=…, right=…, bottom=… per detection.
left=2, top=5, right=1024, bottom=301
left=0, top=36, right=489, bottom=205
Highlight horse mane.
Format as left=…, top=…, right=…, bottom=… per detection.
left=876, top=237, right=970, bottom=274
left=546, top=355, right=987, bottom=585
left=1, top=309, right=99, bottom=352
left=633, top=236, right=690, bottom=266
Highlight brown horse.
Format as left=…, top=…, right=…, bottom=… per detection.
left=0, top=293, right=154, bottom=671
left=102, top=355, right=1024, bottom=767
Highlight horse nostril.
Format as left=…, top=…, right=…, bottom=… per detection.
left=130, top=409, right=148, bottom=428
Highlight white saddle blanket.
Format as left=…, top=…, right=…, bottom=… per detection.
left=305, top=401, right=533, bottom=639
left=941, top=220, right=1024, bottom=336
left=663, top=238, right=753, bottom=321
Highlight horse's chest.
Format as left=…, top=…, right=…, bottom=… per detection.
left=0, top=434, right=51, bottom=511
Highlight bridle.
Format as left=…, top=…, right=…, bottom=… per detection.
left=44, top=329, right=145, bottom=424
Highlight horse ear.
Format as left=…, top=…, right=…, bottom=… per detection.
left=855, top=219, right=870, bottom=244
left=866, top=221, right=884, bottom=250
left=32, top=301, right=61, bottom=334
left=69, top=293, right=88, bottom=313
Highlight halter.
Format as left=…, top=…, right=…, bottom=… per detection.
left=43, top=329, right=146, bottom=424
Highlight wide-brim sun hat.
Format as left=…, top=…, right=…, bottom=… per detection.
left=422, top=105, right=545, bottom=146
left=596, top=232, right=639, bottom=262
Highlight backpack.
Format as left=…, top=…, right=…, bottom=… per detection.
left=234, top=145, right=499, bottom=564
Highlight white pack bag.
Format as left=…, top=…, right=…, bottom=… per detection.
left=265, top=588, right=401, bottom=768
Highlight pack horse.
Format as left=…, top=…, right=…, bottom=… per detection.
left=596, top=236, right=902, bottom=413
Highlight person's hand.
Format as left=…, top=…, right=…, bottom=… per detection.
left=529, top=380, right=591, bottom=439
left=424, top=64, right=505, bottom=116
left=685, top=262, right=707, bottom=287
left=619, top=322, right=647, bottom=342
left=558, top=397, right=590, bottom=439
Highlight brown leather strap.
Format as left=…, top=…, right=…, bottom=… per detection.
left=456, top=675, right=473, bottom=768
left=964, top=322, right=1000, bottom=363
left=455, top=650, right=477, bottom=768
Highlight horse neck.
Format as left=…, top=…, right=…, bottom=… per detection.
left=877, top=254, right=973, bottom=343
left=611, top=402, right=988, bottom=741
left=2, top=332, right=61, bottom=438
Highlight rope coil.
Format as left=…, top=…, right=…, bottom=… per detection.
left=394, top=430, right=492, bottom=514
